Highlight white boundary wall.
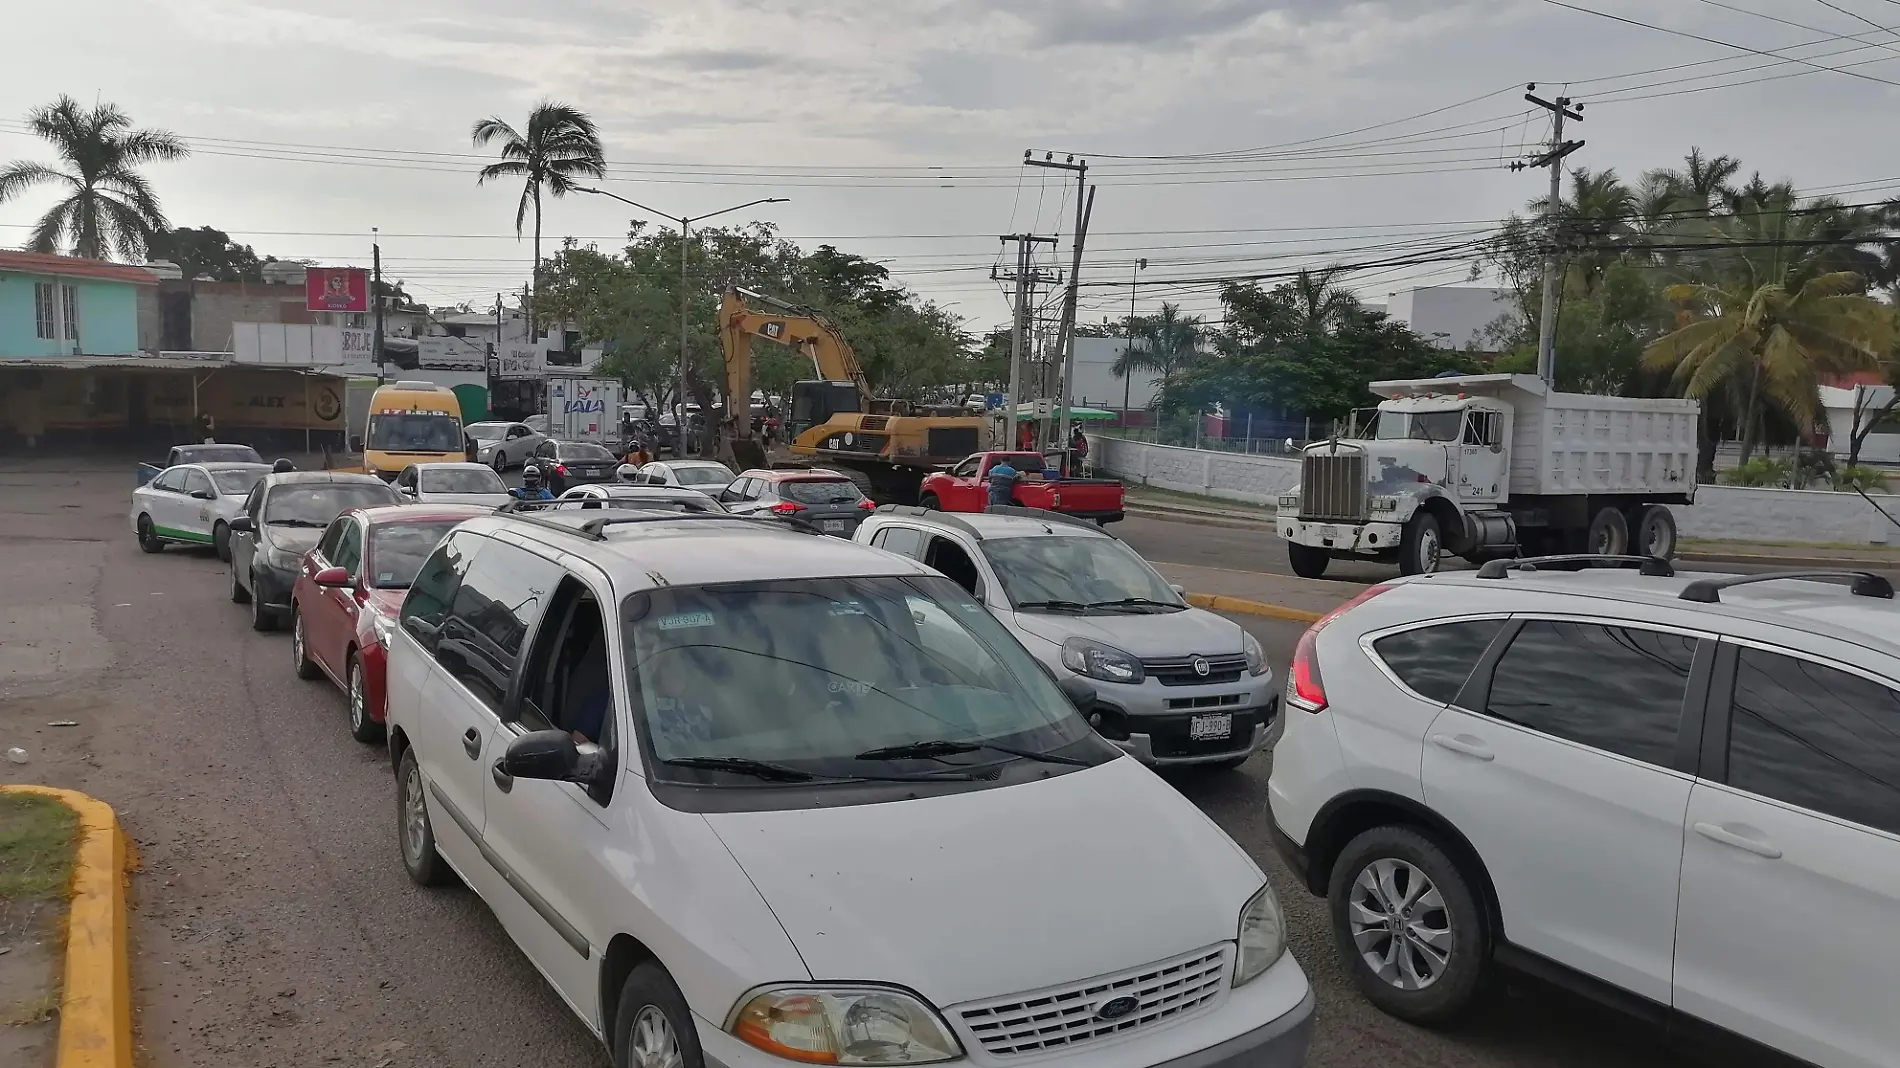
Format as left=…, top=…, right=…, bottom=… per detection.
left=1089, top=435, right=1900, bottom=546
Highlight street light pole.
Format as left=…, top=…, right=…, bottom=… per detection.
left=574, top=187, right=787, bottom=455
left=1121, top=257, right=1146, bottom=427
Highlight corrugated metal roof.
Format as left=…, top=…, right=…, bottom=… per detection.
left=0, top=250, right=160, bottom=285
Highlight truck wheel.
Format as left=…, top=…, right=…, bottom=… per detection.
left=1399, top=513, right=1443, bottom=576
left=1288, top=541, right=1330, bottom=579
left=1587, top=506, right=1630, bottom=556
left=919, top=493, right=941, bottom=510
left=1632, top=505, right=1677, bottom=559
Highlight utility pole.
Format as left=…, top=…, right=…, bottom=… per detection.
left=1026, top=151, right=1092, bottom=457
left=372, top=227, right=385, bottom=384
left=1515, top=86, right=1583, bottom=385
left=1121, top=257, right=1147, bottom=424
left=993, top=234, right=1058, bottom=449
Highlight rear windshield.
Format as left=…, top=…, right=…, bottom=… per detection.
left=557, top=442, right=616, bottom=462
left=186, top=445, right=263, bottom=464
left=263, top=483, right=398, bottom=526
left=420, top=467, right=506, bottom=494
left=781, top=479, right=862, bottom=505
left=211, top=469, right=265, bottom=495
left=369, top=520, right=463, bottom=588
left=673, top=465, right=733, bottom=487
left=465, top=423, right=508, bottom=441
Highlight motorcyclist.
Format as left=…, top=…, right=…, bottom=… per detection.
left=509, top=465, right=555, bottom=502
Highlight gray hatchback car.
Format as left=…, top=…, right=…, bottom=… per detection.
left=856, top=507, right=1277, bottom=766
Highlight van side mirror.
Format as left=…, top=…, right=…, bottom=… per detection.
left=502, top=730, right=579, bottom=782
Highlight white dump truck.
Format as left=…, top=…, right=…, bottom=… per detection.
left=1277, top=373, right=1699, bottom=578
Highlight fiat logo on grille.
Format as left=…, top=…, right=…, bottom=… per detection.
left=1192, top=656, right=1211, bottom=677
left=1094, top=996, right=1140, bottom=1021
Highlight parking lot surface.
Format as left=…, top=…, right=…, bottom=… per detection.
left=0, top=461, right=1687, bottom=1067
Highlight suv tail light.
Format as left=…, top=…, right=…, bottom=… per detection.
left=856, top=497, right=876, bottom=511
left=769, top=501, right=803, bottom=514
left=1287, top=584, right=1394, bottom=713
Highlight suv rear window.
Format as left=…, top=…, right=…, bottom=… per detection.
left=1371, top=619, right=1506, bottom=704
left=557, top=442, right=616, bottom=462
left=781, top=479, right=861, bottom=505
left=1485, top=621, right=1697, bottom=767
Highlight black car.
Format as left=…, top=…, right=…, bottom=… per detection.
left=529, top=439, right=621, bottom=493
left=718, top=469, right=874, bottom=536
left=227, top=472, right=400, bottom=631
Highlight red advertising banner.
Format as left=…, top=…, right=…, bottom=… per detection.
left=305, top=266, right=369, bottom=313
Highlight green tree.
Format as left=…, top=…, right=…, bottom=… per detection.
left=0, top=95, right=188, bottom=260
left=147, top=225, right=271, bottom=281
left=471, top=102, right=605, bottom=312
left=1645, top=270, right=1895, bottom=464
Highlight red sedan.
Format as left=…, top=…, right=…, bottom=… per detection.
left=289, top=504, right=490, bottom=742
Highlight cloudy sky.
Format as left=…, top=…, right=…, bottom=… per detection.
left=4, top=0, right=1899, bottom=333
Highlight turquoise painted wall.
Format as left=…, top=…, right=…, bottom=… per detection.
left=0, top=271, right=144, bottom=357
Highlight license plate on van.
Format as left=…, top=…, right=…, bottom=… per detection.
left=1189, top=713, right=1232, bottom=741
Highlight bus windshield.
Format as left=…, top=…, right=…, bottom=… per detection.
left=368, top=413, right=462, bottom=453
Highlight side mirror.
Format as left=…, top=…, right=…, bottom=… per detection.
left=228, top=515, right=255, bottom=534
left=314, top=566, right=350, bottom=588
left=1170, top=584, right=1186, bottom=596
left=190, top=488, right=216, bottom=500
left=502, top=730, right=581, bottom=782
left=1057, top=674, right=1097, bottom=710
left=349, top=435, right=364, bottom=452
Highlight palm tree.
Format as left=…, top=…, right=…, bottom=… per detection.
left=0, top=96, right=187, bottom=261
left=1111, top=331, right=1160, bottom=417
left=1645, top=270, right=1893, bottom=464
left=471, top=102, right=605, bottom=320
left=1282, top=268, right=1358, bottom=338
left=1139, top=302, right=1205, bottom=400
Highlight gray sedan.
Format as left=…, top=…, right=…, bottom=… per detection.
left=464, top=421, right=546, bottom=471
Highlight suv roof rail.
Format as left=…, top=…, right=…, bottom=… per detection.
left=1678, top=570, right=1895, bottom=603
left=494, top=508, right=821, bottom=543
left=1474, top=554, right=1675, bottom=579
left=873, top=504, right=984, bottom=540
left=496, top=496, right=721, bottom=515
left=980, top=505, right=1114, bottom=536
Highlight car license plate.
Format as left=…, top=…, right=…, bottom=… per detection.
left=1321, top=525, right=1339, bottom=539
left=1189, top=713, right=1232, bottom=741
left=823, top=520, right=847, bottom=532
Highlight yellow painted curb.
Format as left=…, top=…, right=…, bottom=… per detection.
left=1184, top=592, right=1324, bottom=624
left=2, top=785, right=134, bottom=1068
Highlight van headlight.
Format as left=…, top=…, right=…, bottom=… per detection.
left=731, top=986, right=962, bottom=1065
left=1234, top=884, right=1287, bottom=986
left=1061, top=638, right=1144, bottom=684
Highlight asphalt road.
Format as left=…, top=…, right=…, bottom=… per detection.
left=0, top=462, right=1689, bottom=1068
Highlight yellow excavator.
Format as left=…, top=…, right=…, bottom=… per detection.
left=718, top=287, right=983, bottom=501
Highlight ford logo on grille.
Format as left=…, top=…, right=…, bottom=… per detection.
left=1094, top=996, right=1140, bottom=1021
left=1192, top=656, right=1211, bottom=677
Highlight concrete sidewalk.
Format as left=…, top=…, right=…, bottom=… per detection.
left=1155, top=562, right=1355, bottom=620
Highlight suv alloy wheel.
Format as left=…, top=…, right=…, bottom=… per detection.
left=1328, top=825, right=1488, bottom=1024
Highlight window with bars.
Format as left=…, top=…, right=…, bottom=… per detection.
left=33, top=282, right=80, bottom=341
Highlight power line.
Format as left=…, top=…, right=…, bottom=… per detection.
left=1536, top=0, right=1900, bottom=89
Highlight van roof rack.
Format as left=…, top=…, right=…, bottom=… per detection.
left=1678, top=571, right=1895, bottom=603
left=1474, top=554, right=1675, bottom=579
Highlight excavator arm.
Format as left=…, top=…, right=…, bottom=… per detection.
left=718, top=287, right=874, bottom=469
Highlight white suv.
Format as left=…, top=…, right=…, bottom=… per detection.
left=1268, top=555, right=1900, bottom=1068
left=384, top=505, right=1315, bottom=1068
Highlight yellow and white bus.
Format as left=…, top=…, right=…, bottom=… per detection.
left=362, top=381, right=465, bottom=480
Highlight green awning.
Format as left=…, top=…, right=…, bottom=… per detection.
left=1013, top=404, right=1117, bottom=421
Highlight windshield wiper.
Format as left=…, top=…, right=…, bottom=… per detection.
left=855, top=739, right=1091, bottom=767
left=1085, top=597, right=1185, bottom=611
left=265, top=518, right=328, bottom=528
left=662, top=755, right=978, bottom=783
left=1013, top=599, right=1092, bottom=613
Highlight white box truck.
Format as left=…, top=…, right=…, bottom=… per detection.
left=545, top=376, right=620, bottom=441
left=1277, top=373, right=1699, bottom=577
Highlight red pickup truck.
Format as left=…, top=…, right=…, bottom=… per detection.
left=918, top=452, right=1125, bottom=524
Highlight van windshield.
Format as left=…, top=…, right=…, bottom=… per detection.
left=625, top=575, right=1106, bottom=784
left=368, top=413, right=462, bottom=453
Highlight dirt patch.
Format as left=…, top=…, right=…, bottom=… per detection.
left=0, top=792, right=77, bottom=1068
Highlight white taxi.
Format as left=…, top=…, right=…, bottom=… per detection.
left=131, top=461, right=272, bottom=560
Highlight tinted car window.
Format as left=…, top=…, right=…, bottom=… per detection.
left=440, top=538, right=565, bottom=712
left=264, top=482, right=398, bottom=525
left=185, top=445, right=264, bottom=464
left=672, top=465, right=734, bottom=487
left=333, top=521, right=364, bottom=577
left=401, top=531, right=481, bottom=653
left=367, top=413, right=461, bottom=452
left=1727, top=648, right=1900, bottom=836
left=1372, top=619, right=1507, bottom=705
left=556, top=442, right=616, bottom=462
left=781, top=479, right=862, bottom=505
left=1485, top=621, right=1696, bottom=767
left=420, top=466, right=506, bottom=494
left=876, top=527, right=924, bottom=559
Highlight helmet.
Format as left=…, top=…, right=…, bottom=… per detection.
left=616, top=463, right=640, bottom=482
left=271, top=458, right=295, bottom=473
left=521, top=465, right=542, bottom=485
